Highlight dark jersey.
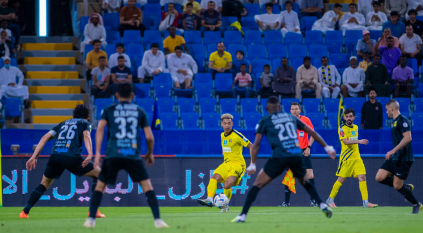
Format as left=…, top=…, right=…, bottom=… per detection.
left=49, top=118, right=92, bottom=158
left=255, top=111, right=305, bottom=158
left=390, top=114, right=413, bottom=161
left=101, top=101, right=149, bottom=160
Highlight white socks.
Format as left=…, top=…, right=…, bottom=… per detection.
left=320, top=203, right=328, bottom=210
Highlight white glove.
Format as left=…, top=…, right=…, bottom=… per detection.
left=246, top=163, right=256, bottom=173
left=324, top=145, right=335, bottom=154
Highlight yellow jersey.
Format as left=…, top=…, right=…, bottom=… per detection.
left=221, top=129, right=250, bottom=165
left=338, top=124, right=361, bottom=161
left=209, top=51, right=232, bottom=69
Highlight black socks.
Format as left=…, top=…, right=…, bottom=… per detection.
left=23, top=184, right=47, bottom=214
left=241, top=186, right=261, bottom=215
left=145, top=190, right=160, bottom=219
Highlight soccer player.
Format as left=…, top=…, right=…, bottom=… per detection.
left=83, top=83, right=169, bottom=228
left=326, top=108, right=377, bottom=208
left=197, top=113, right=253, bottom=213
left=232, top=96, right=336, bottom=223
left=375, top=100, right=422, bottom=214
left=19, top=104, right=105, bottom=219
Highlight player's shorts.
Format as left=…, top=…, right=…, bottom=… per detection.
left=302, top=148, right=312, bottom=169
left=213, top=161, right=246, bottom=186
left=98, top=158, right=149, bottom=185
left=264, top=157, right=306, bottom=180
left=380, top=159, right=413, bottom=180
left=336, top=158, right=366, bottom=178
left=44, top=154, right=94, bottom=179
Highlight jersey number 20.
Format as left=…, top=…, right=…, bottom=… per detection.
left=275, top=122, right=297, bottom=141
left=115, top=117, right=137, bottom=139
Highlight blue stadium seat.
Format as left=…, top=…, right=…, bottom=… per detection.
left=281, top=98, right=300, bottom=112
left=329, top=54, right=349, bottom=73
left=224, top=31, right=242, bottom=45
left=181, top=113, right=200, bottom=129
left=161, top=113, right=179, bottom=129
left=153, top=73, right=172, bottom=85
left=164, top=3, right=182, bottom=13
left=143, top=30, right=162, bottom=45
left=305, top=30, right=323, bottom=48
left=289, top=44, right=307, bottom=59
left=153, top=73, right=172, bottom=98
left=131, top=57, right=142, bottom=77
left=375, top=97, right=390, bottom=109
left=142, top=14, right=160, bottom=30
left=407, top=58, right=419, bottom=76
left=412, top=113, right=423, bottom=129
left=285, top=32, right=303, bottom=47
left=144, top=3, right=162, bottom=15
left=323, top=98, right=340, bottom=112
left=243, top=113, right=263, bottom=129
left=369, top=30, right=382, bottom=41
left=325, top=30, right=343, bottom=54
left=413, top=98, right=423, bottom=112
left=261, top=4, right=281, bottom=14
left=312, top=57, right=321, bottom=68
left=135, top=83, right=151, bottom=98
left=268, top=44, right=287, bottom=60
left=105, top=44, right=115, bottom=59
left=178, top=98, right=197, bottom=114
left=195, top=73, right=213, bottom=85
left=301, top=17, right=318, bottom=33
left=207, top=43, right=218, bottom=56
left=241, top=16, right=259, bottom=30
left=228, top=44, right=247, bottom=59
left=104, top=13, right=120, bottom=31
left=252, top=59, right=271, bottom=73
left=195, top=74, right=213, bottom=99
left=292, top=58, right=303, bottom=71
left=345, top=30, right=363, bottom=54
left=84, top=44, right=93, bottom=58
left=272, top=59, right=280, bottom=72
left=260, top=98, right=267, bottom=114
left=303, top=98, right=321, bottom=113
left=215, top=73, right=233, bottom=96
left=327, top=113, right=338, bottom=129
left=248, top=44, right=267, bottom=59
left=264, top=30, right=282, bottom=45
left=254, top=75, right=262, bottom=91
left=395, top=98, right=411, bottom=114
left=204, top=31, right=222, bottom=45
left=222, top=16, right=238, bottom=29
left=245, top=4, right=261, bottom=17
left=306, top=112, right=326, bottom=129
left=219, top=98, right=239, bottom=114
left=184, top=30, right=202, bottom=44
left=163, top=30, right=182, bottom=39
left=5, top=97, right=22, bottom=118
left=94, top=98, right=113, bottom=120
left=123, top=30, right=142, bottom=44
left=244, top=30, right=262, bottom=46
left=189, top=44, right=206, bottom=72
left=309, top=44, right=327, bottom=58
left=202, top=113, right=221, bottom=129
left=240, top=98, right=258, bottom=114
left=136, top=98, right=154, bottom=113
left=198, top=98, right=217, bottom=113
left=126, top=44, right=144, bottom=57
left=80, top=16, right=89, bottom=34
left=344, top=98, right=365, bottom=116
left=106, top=31, right=120, bottom=44
left=158, top=99, right=176, bottom=114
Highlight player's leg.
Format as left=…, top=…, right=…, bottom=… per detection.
left=198, top=164, right=226, bottom=207
left=327, top=176, right=346, bottom=208
left=304, top=154, right=317, bottom=206
left=296, top=174, right=332, bottom=218
left=83, top=165, right=101, bottom=193
left=20, top=176, right=54, bottom=218
left=84, top=180, right=107, bottom=228
left=393, top=175, right=421, bottom=213
left=375, top=160, right=395, bottom=187
left=357, top=174, right=377, bottom=208
left=223, top=176, right=237, bottom=201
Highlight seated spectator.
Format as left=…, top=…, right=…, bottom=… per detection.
left=357, top=0, right=373, bottom=17
left=361, top=87, right=383, bottom=130
left=273, top=57, right=296, bottom=97
left=366, top=2, right=386, bottom=31
left=318, top=56, right=341, bottom=99
left=392, top=55, right=414, bottom=98
left=356, top=30, right=376, bottom=58
left=232, top=64, right=252, bottom=97
left=258, top=64, right=273, bottom=98
left=312, top=3, right=342, bottom=34
left=80, top=13, right=107, bottom=54
left=182, top=3, right=198, bottom=31
left=12, top=1, right=25, bottom=35
left=385, top=0, right=406, bottom=22
left=90, top=56, right=112, bottom=98
left=86, top=39, right=108, bottom=81
left=201, top=1, right=222, bottom=32
left=0, top=20, right=11, bottom=41
left=255, top=3, right=281, bottom=32
left=222, top=0, right=247, bottom=21
left=200, top=0, right=222, bottom=12
left=159, top=3, right=182, bottom=32
left=341, top=56, right=365, bottom=97
left=376, top=28, right=399, bottom=48
left=0, top=0, right=20, bottom=47
left=295, top=56, right=321, bottom=99
left=299, top=0, right=323, bottom=19
left=167, top=46, right=198, bottom=89
left=0, top=30, right=13, bottom=58
left=232, top=50, right=251, bottom=75
left=280, top=1, right=301, bottom=37
left=359, top=52, right=372, bottom=72
left=399, top=25, right=423, bottom=65
left=406, top=0, right=423, bottom=21
left=0, top=57, right=28, bottom=103
left=118, top=0, right=145, bottom=37
left=375, top=36, right=402, bottom=75
left=163, top=25, right=190, bottom=55
left=406, top=10, right=423, bottom=39
left=382, top=11, right=406, bottom=38
left=339, top=3, right=366, bottom=36
left=364, top=54, right=391, bottom=97
left=108, top=43, right=130, bottom=69
left=208, top=42, right=233, bottom=78
left=184, top=0, right=201, bottom=16
left=138, top=43, right=165, bottom=83
left=102, top=0, right=121, bottom=13
left=111, top=56, right=133, bottom=94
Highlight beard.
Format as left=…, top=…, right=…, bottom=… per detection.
left=346, top=120, right=353, bottom=125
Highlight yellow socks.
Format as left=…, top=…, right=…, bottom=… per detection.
left=359, top=181, right=369, bottom=201
left=207, top=179, right=218, bottom=199
left=224, top=188, right=233, bottom=201
left=329, top=180, right=343, bottom=199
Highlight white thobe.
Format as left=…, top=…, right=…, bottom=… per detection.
left=0, top=66, right=28, bottom=100
left=200, top=0, right=222, bottom=10
left=138, top=50, right=166, bottom=79
left=317, top=65, right=341, bottom=98
left=167, top=53, right=198, bottom=84
left=339, top=12, right=367, bottom=36
left=80, top=23, right=107, bottom=53
left=0, top=41, right=10, bottom=58
left=279, top=10, right=301, bottom=37
left=342, top=66, right=365, bottom=97
left=312, top=10, right=338, bottom=34
left=406, top=0, right=423, bottom=20
left=108, top=53, right=131, bottom=69
left=366, top=11, right=387, bottom=30
left=0, top=29, right=12, bottom=41
left=254, top=13, right=282, bottom=32
left=103, top=0, right=121, bottom=11
left=358, top=0, right=374, bottom=17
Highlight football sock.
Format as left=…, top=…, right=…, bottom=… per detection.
left=309, top=178, right=315, bottom=202
left=92, top=178, right=98, bottom=193
left=207, top=179, right=218, bottom=199
left=23, top=184, right=47, bottom=214
left=145, top=190, right=161, bottom=219
left=378, top=176, right=394, bottom=187
left=241, top=186, right=261, bottom=215
left=89, top=191, right=103, bottom=219
left=303, top=180, right=322, bottom=205
left=224, top=188, right=233, bottom=202
left=359, top=181, right=369, bottom=201
left=284, top=185, right=291, bottom=203
left=397, top=186, right=419, bottom=205
left=329, top=180, right=343, bottom=199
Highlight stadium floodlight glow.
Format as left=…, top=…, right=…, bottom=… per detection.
left=38, top=0, right=47, bottom=37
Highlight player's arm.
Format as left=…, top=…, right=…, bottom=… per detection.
left=82, top=130, right=94, bottom=168
left=143, top=126, right=155, bottom=166
left=386, top=131, right=412, bottom=160
left=341, top=138, right=368, bottom=145
left=246, top=133, right=262, bottom=175
left=26, top=132, right=55, bottom=171
left=302, top=124, right=336, bottom=159
left=304, top=119, right=315, bottom=156
left=94, top=119, right=107, bottom=168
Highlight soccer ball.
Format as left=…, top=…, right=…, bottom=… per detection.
left=213, top=194, right=229, bottom=209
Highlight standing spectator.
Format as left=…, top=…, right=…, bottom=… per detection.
left=406, top=10, right=423, bottom=39
left=232, top=64, right=252, bottom=97
left=361, top=87, right=383, bottom=130
left=280, top=1, right=301, bottom=38
left=200, top=0, right=222, bottom=12
left=0, top=0, right=20, bottom=47
left=167, top=46, right=198, bottom=89
left=341, top=56, right=365, bottom=97
left=392, top=55, right=414, bottom=98
left=222, top=0, right=247, bottom=21
left=312, top=3, right=342, bottom=34
left=159, top=3, right=183, bottom=32
left=208, top=42, right=233, bottom=78
left=102, top=0, right=121, bottom=13
left=399, top=25, right=423, bottom=65
left=376, top=36, right=402, bottom=74
left=364, top=54, right=391, bottom=97
left=80, top=13, right=107, bottom=54
left=138, top=43, right=165, bottom=83
left=359, top=52, right=372, bottom=72
left=385, top=0, right=406, bottom=22
left=255, top=3, right=281, bottom=32
left=0, top=20, right=11, bottom=40
left=0, top=30, right=13, bottom=58
left=357, top=0, right=374, bottom=17
left=90, top=56, right=112, bottom=98
left=201, top=1, right=223, bottom=32
left=182, top=3, right=198, bottom=31
left=318, top=56, right=341, bottom=99
left=163, top=25, right=190, bottom=55
left=376, top=28, right=399, bottom=48
left=12, top=1, right=25, bottom=34
left=111, top=56, right=133, bottom=94
left=406, top=0, right=423, bottom=21
left=258, top=64, right=273, bottom=97
left=232, top=50, right=251, bottom=74
left=0, top=56, right=27, bottom=102
left=295, top=56, right=321, bottom=99
left=356, top=30, right=376, bottom=58
left=366, top=2, right=387, bottom=31
left=382, top=11, right=406, bottom=38
left=85, top=40, right=108, bottom=80
left=339, top=3, right=366, bottom=36
left=299, top=0, right=323, bottom=19
left=184, top=0, right=201, bottom=16
left=273, top=57, right=296, bottom=97
left=108, top=43, right=131, bottom=69
left=118, top=0, right=145, bottom=37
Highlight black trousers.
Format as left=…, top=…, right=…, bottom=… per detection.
left=118, top=23, right=146, bottom=37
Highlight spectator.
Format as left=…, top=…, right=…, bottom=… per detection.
left=356, top=30, right=376, bottom=58
left=164, top=25, right=190, bottom=55
left=222, top=0, right=247, bottom=21
left=376, top=36, right=402, bottom=74
left=184, top=0, right=201, bottom=16
left=108, top=43, right=131, bottom=69
left=0, top=0, right=20, bottom=47
left=392, top=55, right=414, bottom=98
left=0, top=30, right=13, bottom=58
left=200, top=0, right=222, bottom=12
left=208, top=42, right=233, bottom=78
left=90, top=56, right=112, bottom=98
left=339, top=3, right=366, bottom=36
left=376, top=28, right=399, bottom=48
left=255, top=3, right=281, bottom=32
left=311, top=3, right=342, bottom=34
left=167, top=46, right=198, bottom=89
left=102, top=0, right=121, bottom=13
left=111, top=56, right=133, bottom=94
left=159, top=3, right=183, bottom=32
left=273, top=57, right=296, bottom=97
left=201, top=1, right=223, bottom=32
left=85, top=39, right=108, bottom=81
left=280, top=1, right=301, bottom=38
left=399, top=25, right=423, bottom=65
left=299, top=0, right=323, bottom=19
left=295, top=56, right=321, bottom=99
left=182, top=3, right=198, bottom=31
left=118, top=0, right=145, bottom=37
left=80, top=13, right=107, bottom=54
left=0, top=56, right=28, bottom=102
left=0, top=20, right=11, bottom=40
left=232, top=64, right=252, bottom=97
left=12, top=1, right=25, bottom=34
left=406, top=10, right=423, bottom=39
left=361, top=87, right=383, bottom=130
left=138, top=43, right=165, bottom=83
left=359, top=52, right=372, bottom=72
left=341, top=56, right=365, bottom=97
left=382, top=11, right=406, bottom=38
left=258, top=64, right=273, bottom=97
left=357, top=0, right=373, bottom=17
left=406, top=0, right=423, bottom=21
left=364, top=54, right=391, bottom=97
left=318, top=56, right=341, bottom=99
left=366, top=2, right=387, bottom=31
left=232, top=50, right=251, bottom=74
left=385, top=0, right=406, bottom=22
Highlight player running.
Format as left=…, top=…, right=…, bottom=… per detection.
left=375, top=100, right=422, bottom=214
left=197, top=113, right=253, bottom=213
left=83, top=83, right=169, bottom=228
left=19, top=104, right=105, bottom=219
left=326, top=108, right=377, bottom=208
left=232, top=96, right=336, bottom=223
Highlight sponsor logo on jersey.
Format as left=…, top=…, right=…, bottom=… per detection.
left=351, top=131, right=356, bottom=136
left=229, top=139, right=232, bottom=143
left=66, top=140, right=71, bottom=147
left=255, top=124, right=259, bottom=130
left=403, top=122, right=408, bottom=128
left=349, top=136, right=358, bottom=141
left=340, top=131, right=344, bottom=137
left=222, top=147, right=231, bottom=152
left=394, top=121, right=397, bottom=127
left=299, top=131, right=304, bottom=137
left=223, top=140, right=227, bottom=146
left=287, top=148, right=302, bottom=154
left=118, top=148, right=136, bottom=156
left=55, top=148, right=69, bottom=153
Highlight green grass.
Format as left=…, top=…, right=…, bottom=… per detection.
left=0, top=207, right=422, bottom=233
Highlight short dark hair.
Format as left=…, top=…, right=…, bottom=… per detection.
left=363, top=52, right=371, bottom=56
left=186, top=2, right=193, bottom=7
left=265, top=3, right=273, bottom=8
left=264, top=64, right=271, bottom=69
left=118, top=55, right=125, bottom=60
left=73, top=104, right=90, bottom=119
left=236, top=50, right=244, bottom=56
left=167, top=2, right=174, bottom=8
left=240, top=63, right=247, bottom=68
left=92, top=39, right=101, bottom=45
left=400, top=54, right=408, bottom=60
left=267, top=96, right=280, bottom=105
left=150, top=43, right=159, bottom=49
left=344, top=108, right=355, bottom=116
left=408, top=9, right=418, bottom=16
left=390, top=11, right=399, bottom=17
left=386, top=99, right=400, bottom=110
left=0, top=31, right=7, bottom=35
left=368, top=86, right=376, bottom=93
left=281, top=57, right=288, bottom=61
left=98, top=56, right=106, bottom=60
left=386, top=36, right=394, bottom=41
left=284, top=1, right=292, bottom=7
left=174, top=46, right=183, bottom=51
left=334, top=3, right=342, bottom=8
left=116, top=43, right=124, bottom=48
left=208, top=1, right=215, bottom=5
left=321, top=56, right=328, bottom=61
left=290, top=102, right=300, bottom=108
left=374, top=53, right=381, bottom=58
left=117, top=83, right=133, bottom=98
left=303, top=56, right=311, bottom=62
left=349, top=3, right=357, bottom=7
left=372, top=1, right=380, bottom=6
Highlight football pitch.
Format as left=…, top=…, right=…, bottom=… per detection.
left=0, top=207, right=422, bottom=233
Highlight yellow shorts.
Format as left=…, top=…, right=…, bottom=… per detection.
left=214, top=162, right=246, bottom=186
left=336, top=158, right=366, bottom=178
